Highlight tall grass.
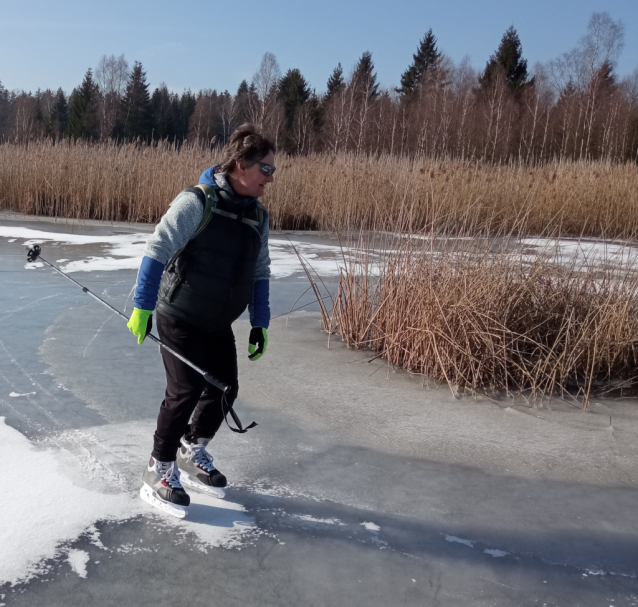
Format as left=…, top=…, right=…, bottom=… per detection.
left=1, top=140, right=638, bottom=238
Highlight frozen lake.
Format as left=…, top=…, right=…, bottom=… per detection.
left=1, top=213, right=638, bottom=606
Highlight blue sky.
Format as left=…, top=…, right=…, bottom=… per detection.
left=1, top=0, right=637, bottom=95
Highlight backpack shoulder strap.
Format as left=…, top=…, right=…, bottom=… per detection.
left=189, top=184, right=265, bottom=238
left=255, top=201, right=266, bottom=231
left=190, top=184, right=218, bottom=239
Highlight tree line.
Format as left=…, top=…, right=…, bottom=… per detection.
left=1, top=12, right=637, bottom=163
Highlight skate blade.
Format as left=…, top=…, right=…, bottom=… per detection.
left=180, top=471, right=226, bottom=499
left=139, top=484, right=188, bottom=519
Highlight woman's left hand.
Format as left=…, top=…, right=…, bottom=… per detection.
left=248, top=327, right=268, bottom=361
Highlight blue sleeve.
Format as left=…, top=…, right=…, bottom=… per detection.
left=199, top=166, right=215, bottom=187
left=133, top=256, right=166, bottom=311
left=250, top=279, right=270, bottom=329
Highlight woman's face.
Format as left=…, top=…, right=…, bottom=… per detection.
left=231, top=152, right=276, bottom=198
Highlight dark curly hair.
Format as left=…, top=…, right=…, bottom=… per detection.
left=218, top=123, right=276, bottom=174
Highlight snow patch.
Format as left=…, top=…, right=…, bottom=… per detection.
left=9, top=392, right=36, bottom=397
left=2, top=226, right=364, bottom=278
left=67, top=550, right=90, bottom=578
left=0, top=418, right=255, bottom=586
left=293, top=514, right=346, bottom=526
left=484, top=549, right=509, bottom=558
left=24, top=262, right=43, bottom=270
left=0, top=417, right=134, bottom=586
left=361, top=522, right=381, bottom=532
left=445, top=535, right=474, bottom=548
left=61, top=256, right=143, bottom=273
left=0, top=227, right=148, bottom=273
left=269, top=238, right=380, bottom=279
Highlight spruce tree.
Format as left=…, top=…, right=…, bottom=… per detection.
left=51, top=89, right=68, bottom=139
left=0, top=81, right=10, bottom=139
left=397, top=29, right=441, bottom=96
left=177, top=90, right=197, bottom=141
left=594, top=60, right=616, bottom=92
left=278, top=68, right=311, bottom=130
left=151, top=84, right=176, bottom=141
left=326, top=63, right=345, bottom=100
left=67, top=69, right=99, bottom=139
left=479, top=26, right=530, bottom=92
left=234, top=80, right=250, bottom=125
left=115, top=61, right=153, bottom=141
left=352, top=51, right=379, bottom=100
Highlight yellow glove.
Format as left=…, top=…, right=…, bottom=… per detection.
left=248, top=327, right=268, bottom=361
left=127, top=308, right=153, bottom=345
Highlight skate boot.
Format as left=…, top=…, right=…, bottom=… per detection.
left=177, top=436, right=227, bottom=498
left=140, top=457, right=190, bottom=518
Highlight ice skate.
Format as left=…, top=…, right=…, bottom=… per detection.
left=177, top=436, right=227, bottom=499
left=140, top=457, right=190, bottom=518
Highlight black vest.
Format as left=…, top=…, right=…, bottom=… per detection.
left=156, top=186, right=263, bottom=331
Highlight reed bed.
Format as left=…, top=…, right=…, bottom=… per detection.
left=306, top=233, right=638, bottom=405
left=1, top=140, right=638, bottom=238
left=4, top=140, right=638, bottom=403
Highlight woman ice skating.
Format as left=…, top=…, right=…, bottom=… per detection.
left=128, top=124, right=275, bottom=517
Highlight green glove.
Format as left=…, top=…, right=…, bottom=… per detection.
left=248, top=327, right=268, bottom=361
left=127, top=308, right=153, bottom=345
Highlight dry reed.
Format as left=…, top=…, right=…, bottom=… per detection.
left=1, top=140, right=638, bottom=238
left=309, top=232, right=638, bottom=406
left=4, top=140, right=638, bottom=403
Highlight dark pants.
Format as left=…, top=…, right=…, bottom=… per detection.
left=152, top=312, right=239, bottom=462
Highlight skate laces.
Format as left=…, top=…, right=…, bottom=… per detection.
left=156, top=460, right=183, bottom=489
left=189, top=443, right=216, bottom=472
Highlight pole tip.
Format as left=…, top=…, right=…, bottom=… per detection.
left=26, top=245, right=42, bottom=263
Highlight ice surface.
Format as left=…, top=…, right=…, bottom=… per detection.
left=1, top=227, right=353, bottom=278
left=519, top=237, right=638, bottom=269
left=0, top=417, right=256, bottom=586
left=3, top=219, right=638, bottom=602
left=5, top=226, right=638, bottom=280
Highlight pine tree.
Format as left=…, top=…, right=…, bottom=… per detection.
left=479, top=26, right=531, bottom=92
left=397, top=29, right=441, bottom=97
left=115, top=61, right=153, bottom=141
left=67, top=69, right=100, bottom=139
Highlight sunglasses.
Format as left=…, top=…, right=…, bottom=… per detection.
left=258, top=161, right=276, bottom=176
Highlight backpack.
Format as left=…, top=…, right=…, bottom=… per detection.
left=185, top=184, right=265, bottom=240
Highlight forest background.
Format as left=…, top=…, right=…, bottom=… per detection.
left=1, top=11, right=637, bottom=163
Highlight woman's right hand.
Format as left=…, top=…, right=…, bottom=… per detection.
left=128, top=308, right=154, bottom=344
